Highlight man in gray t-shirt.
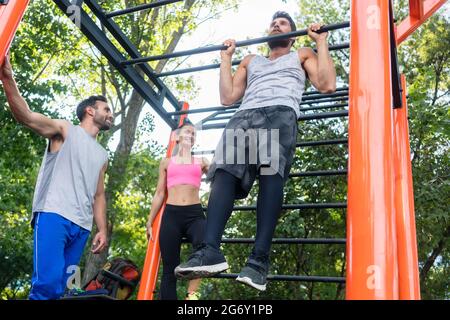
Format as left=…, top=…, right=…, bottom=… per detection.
left=176, top=12, right=337, bottom=291
left=0, top=54, right=113, bottom=300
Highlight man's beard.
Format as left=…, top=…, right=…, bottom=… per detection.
left=268, top=38, right=292, bottom=50
left=99, top=123, right=111, bottom=131
left=94, top=115, right=112, bottom=131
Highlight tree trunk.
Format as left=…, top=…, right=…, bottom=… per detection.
left=82, top=89, right=145, bottom=283
left=419, top=225, right=449, bottom=283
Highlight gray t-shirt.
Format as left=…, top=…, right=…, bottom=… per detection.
left=237, top=51, right=306, bottom=118
left=32, top=124, right=108, bottom=231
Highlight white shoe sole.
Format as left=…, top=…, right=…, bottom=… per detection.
left=236, top=276, right=267, bottom=291
left=175, top=262, right=229, bottom=279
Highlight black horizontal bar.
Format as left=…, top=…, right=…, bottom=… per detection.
left=203, top=115, right=232, bottom=123
left=300, top=96, right=348, bottom=105
left=201, top=170, right=347, bottom=183
left=157, top=60, right=242, bottom=77
left=106, top=0, right=183, bottom=19
left=171, top=92, right=349, bottom=116
left=155, top=43, right=349, bottom=77
left=122, top=21, right=350, bottom=65
left=181, top=238, right=346, bottom=244
left=289, top=170, right=347, bottom=177
left=296, top=138, right=348, bottom=147
left=168, top=105, right=238, bottom=116
left=225, top=203, right=347, bottom=211
left=302, top=91, right=349, bottom=101
left=303, top=87, right=348, bottom=96
left=200, top=110, right=349, bottom=130
left=298, top=110, right=348, bottom=121
left=191, top=139, right=348, bottom=155
left=213, top=273, right=345, bottom=283
left=224, top=238, right=346, bottom=244
left=299, top=103, right=348, bottom=112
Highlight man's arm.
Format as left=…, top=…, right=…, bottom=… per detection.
left=92, top=162, right=108, bottom=254
left=0, top=54, right=68, bottom=139
left=300, top=24, right=337, bottom=93
left=219, top=39, right=254, bottom=106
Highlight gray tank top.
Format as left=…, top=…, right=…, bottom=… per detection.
left=32, top=124, right=108, bottom=231
left=237, top=51, right=306, bottom=118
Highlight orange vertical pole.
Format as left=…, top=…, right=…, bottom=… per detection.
left=347, top=0, right=399, bottom=299
left=393, top=75, right=421, bottom=299
left=137, top=102, right=190, bottom=300
left=0, top=0, right=30, bottom=66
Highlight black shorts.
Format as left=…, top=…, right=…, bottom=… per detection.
left=205, top=105, right=298, bottom=199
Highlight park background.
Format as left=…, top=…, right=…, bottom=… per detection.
left=0, top=0, right=448, bottom=299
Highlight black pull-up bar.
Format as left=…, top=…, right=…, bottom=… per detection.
left=167, top=90, right=349, bottom=116
left=122, top=21, right=350, bottom=65
left=105, top=0, right=184, bottom=19
left=156, top=43, right=349, bottom=77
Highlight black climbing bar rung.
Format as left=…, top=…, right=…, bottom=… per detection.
left=157, top=60, right=242, bottom=77
left=154, top=43, right=349, bottom=76
left=297, top=138, right=348, bottom=147
left=168, top=105, right=238, bottom=116
left=302, top=91, right=348, bottom=101
left=201, top=170, right=347, bottom=182
left=203, top=115, right=232, bottom=122
left=221, top=238, right=346, bottom=244
left=181, top=238, right=346, bottom=244
left=105, top=0, right=184, bottom=19
left=298, top=110, right=348, bottom=121
left=192, top=139, right=348, bottom=155
left=213, top=273, right=345, bottom=283
left=169, top=92, right=348, bottom=116
left=200, top=110, right=348, bottom=130
left=122, top=22, right=350, bottom=65
left=223, top=203, right=347, bottom=211
left=303, top=87, right=348, bottom=96
left=191, top=150, right=215, bottom=155
left=299, top=103, right=348, bottom=112
left=300, top=96, right=348, bottom=105
left=289, top=170, right=347, bottom=177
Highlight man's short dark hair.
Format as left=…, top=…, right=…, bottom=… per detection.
left=272, top=11, right=297, bottom=32
left=76, top=95, right=107, bottom=121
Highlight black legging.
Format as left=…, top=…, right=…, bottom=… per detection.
left=204, top=169, right=284, bottom=258
left=159, top=203, right=205, bottom=300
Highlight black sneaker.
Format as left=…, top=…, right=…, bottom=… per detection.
left=236, top=256, right=269, bottom=291
left=174, top=245, right=229, bottom=280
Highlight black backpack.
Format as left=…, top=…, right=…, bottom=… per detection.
left=84, top=258, right=140, bottom=300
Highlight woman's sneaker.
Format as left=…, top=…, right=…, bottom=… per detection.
left=175, top=245, right=229, bottom=280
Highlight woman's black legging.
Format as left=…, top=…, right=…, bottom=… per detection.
left=204, top=169, right=284, bottom=258
left=159, top=203, right=205, bottom=300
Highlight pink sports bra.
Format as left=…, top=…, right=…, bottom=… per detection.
left=166, top=157, right=202, bottom=189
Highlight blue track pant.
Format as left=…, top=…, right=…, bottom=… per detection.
left=29, top=212, right=90, bottom=300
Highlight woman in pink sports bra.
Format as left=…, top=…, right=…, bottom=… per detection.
left=146, top=120, right=209, bottom=300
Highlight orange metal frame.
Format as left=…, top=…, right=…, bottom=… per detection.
left=0, top=0, right=30, bottom=66
left=393, top=75, right=421, bottom=299
left=396, top=0, right=448, bottom=45
left=347, top=0, right=399, bottom=300
left=137, top=102, right=190, bottom=300
left=347, top=0, right=445, bottom=299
